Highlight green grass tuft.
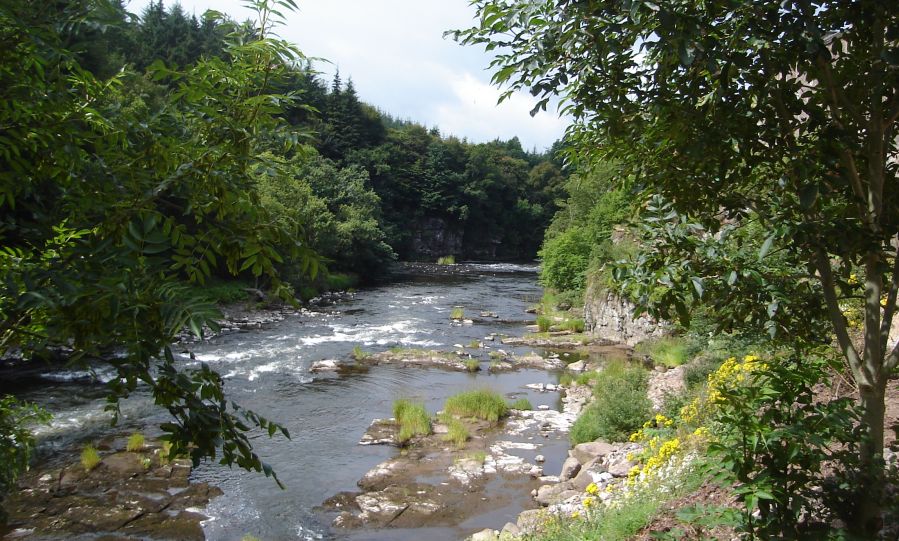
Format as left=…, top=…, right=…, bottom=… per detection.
left=558, top=372, right=574, bottom=386
left=351, top=345, right=371, bottom=361
left=636, top=337, right=690, bottom=368
left=442, top=418, right=470, bottom=448
left=326, top=272, right=358, bottom=291
left=450, top=306, right=465, bottom=320
left=536, top=315, right=552, bottom=332
left=437, top=255, right=456, bottom=265
left=444, top=389, right=508, bottom=422
left=464, top=358, right=480, bottom=372
left=393, top=399, right=432, bottom=445
left=509, top=397, right=533, bottom=410
left=81, top=444, right=101, bottom=472
left=561, top=318, right=586, bottom=332
left=126, top=432, right=145, bottom=452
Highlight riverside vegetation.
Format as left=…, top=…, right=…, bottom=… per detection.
left=456, top=0, right=899, bottom=538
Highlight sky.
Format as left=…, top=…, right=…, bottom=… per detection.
left=125, top=0, right=569, bottom=151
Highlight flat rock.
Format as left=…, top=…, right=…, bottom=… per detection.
left=567, top=360, right=586, bottom=372
left=571, top=441, right=616, bottom=465
left=359, top=418, right=396, bottom=446
left=534, top=482, right=574, bottom=506
left=471, top=528, right=498, bottom=541
left=310, top=359, right=340, bottom=372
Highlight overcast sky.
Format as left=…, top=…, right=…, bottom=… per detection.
left=125, top=0, right=568, bottom=151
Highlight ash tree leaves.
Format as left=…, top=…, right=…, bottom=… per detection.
left=0, top=0, right=316, bottom=489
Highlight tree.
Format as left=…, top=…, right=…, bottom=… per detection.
left=0, top=0, right=312, bottom=496
left=455, top=0, right=899, bottom=534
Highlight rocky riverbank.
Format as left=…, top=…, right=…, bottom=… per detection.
left=1, top=436, right=219, bottom=541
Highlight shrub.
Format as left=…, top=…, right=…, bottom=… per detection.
left=197, top=279, right=251, bottom=304
left=126, top=432, right=145, bottom=452
left=464, top=359, right=480, bottom=372
left=571, top=362, right=650, bottom=444
left=437, top=255, right=456, bottom=265
left=442, top=418, right=469, bottom=448
left=539, top=227, right=592, bottom=292
left=683, top=356, right=722, bottom=389
left=81, top=445, right=101, bottom=472
left=575, top=370, right=601, bottom=386
left=509, top=397, right=533, bottom=410
left=450, top=306, right=465, bottom=320
left=444, top=390, right=508, bottom=422
left=558, top=373, right=575, bottom=386
left=536, top=315, right=552, bottom=332
left=393, top=399, right=432, bottom=445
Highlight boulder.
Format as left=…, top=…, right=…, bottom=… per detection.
left=606, top=458, right=637, bottom=478
left=567, top=360, right=586, bottom=372
left=516, top=508, right=547, bottom=534
left=310, top=359, right=340, bottom=372
left=501, top=522, right=521, bottom=535
left=559, top=456, right=581, bottom=481
left=534, top=482, right=574, bottom=506
left=571, top=441, right=616, bottom=465
left=471, top=529, right=498, bottom=541
left=570, top=459, right=607, bottom=491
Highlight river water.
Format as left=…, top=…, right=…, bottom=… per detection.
left=11, top=263, right=577, bottom=541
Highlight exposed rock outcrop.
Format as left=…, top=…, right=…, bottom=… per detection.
left=583, top=284, right=670, bottom=346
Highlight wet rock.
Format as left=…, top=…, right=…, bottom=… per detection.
left=559, top=456, right=581, bottom=481
left=567, top=360, right=586, bottom=372
left=479, top=311, right=499, bottom=318
left=359, top=418, right=397, bottom=446
left=534, top=454, right=545, bottom=463
left=100, top=452, right=147, bottom=478
left=353, top=484, right=443, bottom=528
left=449, top=457, right=485, bottom=484
left=571, top=441, right=616, bottom=465
left=310, top=359, right=340, bottom=372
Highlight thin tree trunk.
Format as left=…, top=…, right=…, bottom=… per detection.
left=856, top=378, right=887, bottom=536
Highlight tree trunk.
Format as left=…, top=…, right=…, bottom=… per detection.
left=855, top=381, right=887, bottom=536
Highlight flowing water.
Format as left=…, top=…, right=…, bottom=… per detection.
left=9, top=263, right=580, bottom=541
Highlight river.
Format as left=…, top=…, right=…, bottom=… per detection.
left=10, top=262, right=579, bottom=541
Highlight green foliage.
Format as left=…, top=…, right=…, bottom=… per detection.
left=392, top=399, right=432, bottom=445
left=558, top=373, right=574, bottom=387
left=0, top=397, right=50, bottom=509
left=575, top=370, right=601, bottom=386
left=536, top=315, right=552, bottom=332
left=442, top=418, right=469, bottom=449
left=509, top=397, right=532, bottom=410
left=571, top=362, right=650, bottom=444
left=683, top=357, right=723, bottom=390
left=436, top=255, right=456, bottom=265
left=326, top=272, right=358, bottom=292
left=539, top=228, right=592, bottom=293
left=450, top=307, right=464, bottom=320
left=196, top=280, right=253, bottom=305
left=636, top=337, right=690, bottom=368
left=81, top=445, right=101, bottom=472
left=126, top=433, right=145, bottom=452
left=444, top=390, right=508, bottom=422
left=708, top=356, right=863, bottom=538
left=464, top=359, right=480, bottom=372
left=0, top=0, right=303, bottom=489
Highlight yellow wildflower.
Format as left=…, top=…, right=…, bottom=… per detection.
left=585, top=482, right=599, bottom=495
left=583, top=496, right=595, bottom=508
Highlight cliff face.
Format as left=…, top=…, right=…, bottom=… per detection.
left=409, top=217, right=464, bottom=258
left=583, top=282, right=670, bottom=346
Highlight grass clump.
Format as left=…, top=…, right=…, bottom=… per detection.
left=467, top=339, right=481, bottom=348
left=351, top=345, right=371, bottom=361
left=442, top=418, right=470, bottom=448
left=558, top=372, right=575, bottom=386
left=464, top=358, right=480, bottom=372
left=437, top=255, right=456, bottom=265
left=570, top=360, right=650, bottom=444
left=81, top=444, right=101, bottom=472
left=561, top=318, right=586, bottom=333
left=450, top=306, right=465, bottom=320
left=126, top=432, right=145, bottom=452
left=575, top=370, right=601, bottom=386
left=509, top=397, right=533, bottom=410
left=326, top=272, right=358, bottom=291
left=444, top=389, right=508, bottom=422
left=470, top=450, right=487, bottom=464
left=393, top=399, right=432, bottom=445
left=636, top=336, right=690, bottom=368
left=536, top=315, right=552, bottom=332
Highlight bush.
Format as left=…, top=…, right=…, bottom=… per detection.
left=393, top=399, right=432, bottom=445
left=450, top=306, right=464, bottom=320
left=536, top=315, right=552, bottom=332
left=437, top=255, right=456, bottom=265
left=444, top=390, right=508, bottom=422
left=509, top=397, right=533, bottom=410
left=575, top=370, right=601, bottom=386
left=442, top=418, right=469, bottom=448
left=464, top=359, right=480, bottom=372
left=126, top=432, right=145, bottom=452
left=81, top=445, right=101, bottom=472
left=326, top=272, right=358, bottom=291
left=197, top=279, right=252, bottom=304
left=571, top=362, right=650, bottom=444
left=558, top=373, right=574, bottom=386
left=539, top=227, right=592, bottom=292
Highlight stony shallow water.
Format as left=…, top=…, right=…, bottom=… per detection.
left=10, top=262, right=577, bottom=541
